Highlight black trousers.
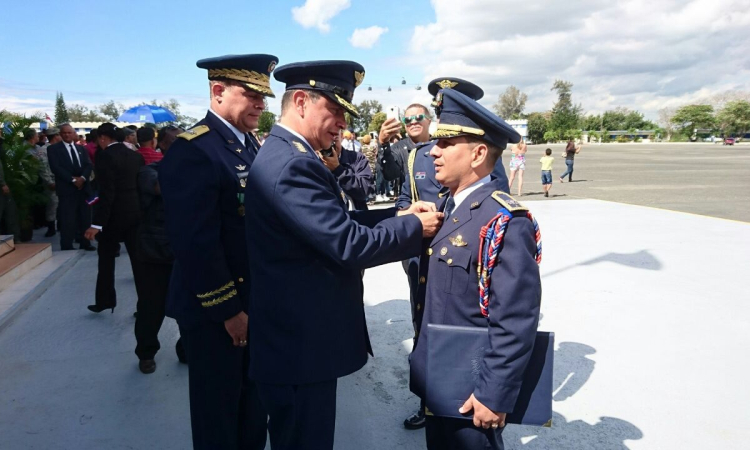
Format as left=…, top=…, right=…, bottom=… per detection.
left=133, top=261, right=172, bottom=360
left=426, top=416, right=504, bottom=450
left=57, top=192, right=90, bottom=249
left=94, top=226, right=138, bottom=308
left=257, top=379, right=337, bottom=450
left=181, top=321, right=267, bottom=450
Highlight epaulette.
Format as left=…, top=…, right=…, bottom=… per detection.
left=491, top=191, right=528, bottom=213
left=177, top=125, right=210, bottom=141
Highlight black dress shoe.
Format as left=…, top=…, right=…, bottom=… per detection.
left=87, top=304, right=115, bottom=314
left=61, top=246, right=75, bottom=251
left=403, top=409, right=426, bottom=430
left=139, top=359, right=156, bottom=374
left=80, top=245, right=96, bottom=251
left=175, top=338, right=187, bottom=364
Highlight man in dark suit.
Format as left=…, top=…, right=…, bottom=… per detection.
left=159, top=54, right=277, bottom=450
left=47, top=123, right=95, bottom=250
left=83, top=123, right=145, bottom=313
left=409, top=89, right=542, bottom=450
left=244, top=60, right=444, bottom=450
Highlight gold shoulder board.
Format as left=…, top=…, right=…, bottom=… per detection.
left=178, top=125, right=210, bottom=141
left=491, top=191, right=528, bottom=213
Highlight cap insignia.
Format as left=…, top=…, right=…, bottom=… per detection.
left=354, top=71, right=365, bottom=88
left=208, top=68, right=274, bottom=96
left=293, top=141, right=307, bottom=153
left=436, top=79, right=459, bottom=89
left=433, top=124, right=485, bottom=138
left=268, top=61, right=277, bottom=73
left=309, top=80, right=316, bottom=87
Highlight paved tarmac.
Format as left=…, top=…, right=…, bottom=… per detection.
left=1, top=143, right=749, bottom=449
left=506, top=142, right=750, bottom=222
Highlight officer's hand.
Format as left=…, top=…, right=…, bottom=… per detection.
left=317, top=151, right=340, bottom=171
left=73, top=177, right=84, bottom=189
left=224, top=311, right=248, bottom=347
left=397, top=201, right=437, bottom=215
left=415, top=211, right=444, bottom=237
left=459, top=394, right=506, bottom=430
left=379, top=118, right=401, bottom=145
left=1, top=185, right=9, bottom=195
left=83, top=227, right=99, bottom=241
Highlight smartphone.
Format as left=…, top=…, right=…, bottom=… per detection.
left=320, top=144, right=335, bottom=158
left=386, top=106, right=401, bottom=122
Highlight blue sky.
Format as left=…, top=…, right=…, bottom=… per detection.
left=2, top=0, right=749, bottom=122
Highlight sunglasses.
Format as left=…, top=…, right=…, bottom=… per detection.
left=402, top=114, right=427, bottom=125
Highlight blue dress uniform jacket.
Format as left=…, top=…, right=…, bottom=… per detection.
left=160, top=111, right=260, bottom=328
left=410, top=179, right=542, bottom=413
left=396, top=141, right=511, bottom=210
left=245, top=124, right=424, bottom=385
left=334, top=148, right=374, bottom=210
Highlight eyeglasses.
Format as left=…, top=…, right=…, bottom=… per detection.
left=402, top=114, right=427, bottom=125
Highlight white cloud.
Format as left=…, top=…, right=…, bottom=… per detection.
left=349, top=26, right=389, bottom=49
left=292, top=0, right=351, bottom=33
left=408, top=0, right=750, bottom=119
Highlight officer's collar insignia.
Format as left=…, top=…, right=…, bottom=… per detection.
left=240, top=178, right=246, bottom=188
left=178, top=125, right=209, bottom=141
left=227, top=139, right=235, bottom=144
left=354, top=70, right=365, bottom=88
left=236, top=164, right=246, bottom=170
left=470, top=201, right=480, bottom=209
left=491, top=191, right=528, bottom=212
left=236, top=148, right=242, bottom=153
left=293, top=141, right=307, bottom=153
left=438, top=191, right=447, bottom=198
left=452, top=217, right=459, bottom=223
left=436, top=79, right=458, bottom=89
left=449, top=235, right=468, bottom=247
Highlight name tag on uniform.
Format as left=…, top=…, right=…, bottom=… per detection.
left=415, top=172, right=426, bottom=180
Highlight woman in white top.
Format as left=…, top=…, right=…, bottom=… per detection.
left=508, top=138, right=527, bottom=196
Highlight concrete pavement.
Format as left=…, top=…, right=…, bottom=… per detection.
left=1, top=196, right=748, bottom=449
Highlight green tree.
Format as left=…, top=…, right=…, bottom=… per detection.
left=99, top=100, right=124, bottom=121
left=67, top=104, right=106, bottom=122
left=258, top=111, right=276, bottom=133
left=716, top=100, right=750, bottom=140
left=493, top=85, right=528, bottom=119
left=581, top=114, right=602, bottom=131
left=671, top=105, right=715, bottom=135
left=543, top=130, right=559, bottom=143
left=526, top=112, right=548, bottom=144
left=352, top=100, right=382, bottom=134
left=548, top=80, right=581, bottom=134
left=54, top=92, right=70, bottom=124
left=368, top=112, right=387, bottom=134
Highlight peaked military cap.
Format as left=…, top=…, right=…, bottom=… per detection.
left=44, top=126, right=60, bottom=136
left=432, top=89, right=521, bottom=149
left=427, top=77, right=484, bottom=100
left=197, top=54, right=279, bottom=98
left=273, top=60, right=365, bottom=117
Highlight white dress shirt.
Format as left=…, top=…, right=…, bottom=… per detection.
left=276, top=123, right=313, bottom=150
left=448, top=175, right=491, bottom=212
left=209, top=109, right=248, bottom=146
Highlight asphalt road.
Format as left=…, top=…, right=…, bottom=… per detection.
left=505, top=142, right=750, bottom=222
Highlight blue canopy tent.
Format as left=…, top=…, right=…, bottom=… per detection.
left=117, top=105, right=177, bottom=123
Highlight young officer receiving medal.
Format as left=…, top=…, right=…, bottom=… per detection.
left=409, top=89, right=543, bottom=450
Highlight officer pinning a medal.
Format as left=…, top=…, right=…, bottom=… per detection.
left=243, top=60, right=444, bottom=450
left=409, top=89, right=543, bottom=450
left=159, top=54, right=277, bottom=450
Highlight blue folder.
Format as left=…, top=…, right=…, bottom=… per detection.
left=425, top=324, right=554, bottom=426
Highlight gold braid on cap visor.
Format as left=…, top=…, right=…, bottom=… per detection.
left=208, top=68, right=274, bottom=96
left=432, top=124, right=485, bottom=138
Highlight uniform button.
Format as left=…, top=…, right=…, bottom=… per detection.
left=238, top=278, right=244, bottom=283
left=427, top=248, right=433, bottom=256
left=447, top=258, right=453, bottom=265
left=419, top=276, right=426, bottom=284
left=417, top=304, right=422, bottom=311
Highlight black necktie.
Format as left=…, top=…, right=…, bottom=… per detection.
left=444, top=197, right=455, bottom=219
left=245, top=134, right=253, bottom=151
left=69, top=144, right=81, bottom=169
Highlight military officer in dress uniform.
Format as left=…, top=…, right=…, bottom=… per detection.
left=244, top=60, right=444, bottom=450
left=400, top=77, right=512, bottom=430
left=409, top=89, right=543, bottom=450
left=159, top=54, right=277, bottom=450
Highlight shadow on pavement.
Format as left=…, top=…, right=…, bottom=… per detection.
left=509, top=412, right=643, bottom=449
left=544, top=249, right=662, bottom=278
left=553, top=342, right=596, bottom=402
